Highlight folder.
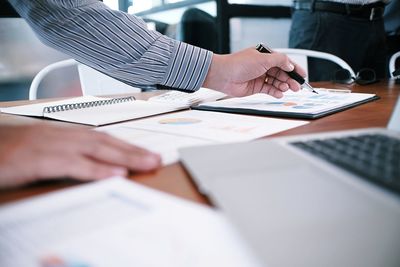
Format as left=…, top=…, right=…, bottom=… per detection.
left=193, top=90, right=379, bottom=119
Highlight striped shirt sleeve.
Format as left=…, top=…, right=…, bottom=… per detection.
left=8, top=0, right=213, bottom=92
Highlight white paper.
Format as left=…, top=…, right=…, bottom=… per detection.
left=98, top=110, right=308, bottom=165
left=0, top=178, right=262, bottom=267
left=148, top=87, right=226, bottom=106
left=199, top=90, right=376, bottom=115
left=97, top=126, right=213, bottom=165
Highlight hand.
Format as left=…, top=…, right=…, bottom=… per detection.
left=203, top=47, right=307, bottom=98
left=0, top=124, right=161, bottom=188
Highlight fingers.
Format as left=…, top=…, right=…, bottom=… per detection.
left=31, top=126, right=161, bottom=181
left=266, top=67, right=302, bottom=92
left=65, top=159, right=128, bottom=181
left=93, top=132, right=161, bottom=172
left=203, top=47, right=309, bottom=98
left=259, top=83, right=284, bottom=98
left=261, top=52, right=307, bottom=78
left=33, top=154, right=129, bottom=181
left=261, top=53, right=294, bottom=73
left=260, top=53, right=307, bottom=93
left=292, top=61, right=307, bottom=78
left=66, top=130, right=162, bottom=173
left=0, top=124, right=161, bottom=188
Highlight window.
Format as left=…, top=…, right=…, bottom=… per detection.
left=125, top=0, right=206, bottom=13
left=103, top=0, right=119, bottom=10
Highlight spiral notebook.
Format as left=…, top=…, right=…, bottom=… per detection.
left=0, top=95, right=187, bottom=126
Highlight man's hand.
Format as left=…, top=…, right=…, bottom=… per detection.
left=0, top=124, right=161, bottom=188
left=203, top=47, right=307, bottom=98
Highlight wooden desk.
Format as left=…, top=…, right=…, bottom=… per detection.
left=1, top=81, right=399, bottom=205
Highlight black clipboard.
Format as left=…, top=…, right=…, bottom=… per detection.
left=192, top=95, right=380, bottom=119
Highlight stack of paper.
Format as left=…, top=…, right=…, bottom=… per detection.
left=0, top=178, right=262, bottom=267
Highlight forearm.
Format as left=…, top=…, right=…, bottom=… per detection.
left=8, top=0, right=212, bottom=91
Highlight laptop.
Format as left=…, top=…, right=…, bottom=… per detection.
left=179, top=96, right=400, bottom=267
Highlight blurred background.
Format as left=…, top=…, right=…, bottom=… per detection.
left=0, top=0, right=305, bottom=101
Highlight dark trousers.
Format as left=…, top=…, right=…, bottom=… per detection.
left=289, top=10, right=388, bottom=81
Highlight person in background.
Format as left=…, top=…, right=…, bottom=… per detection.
left=289, top=0, right=389, bottom=81
left=384, top=0, right=400, bottom=71
left=1, top=0, right=306, bottom=188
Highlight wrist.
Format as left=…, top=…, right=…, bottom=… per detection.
left=202, top=54, right=228, bottom=92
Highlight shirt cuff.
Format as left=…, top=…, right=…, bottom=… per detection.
left=161, top=39, right=213, bottom=92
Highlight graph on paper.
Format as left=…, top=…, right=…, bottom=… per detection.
left=196, top=91, right=377, bottom=118
left=231, top=93, right=353, bottom=110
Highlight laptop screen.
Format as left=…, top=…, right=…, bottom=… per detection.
left=388, top=96, right=400, bottom=132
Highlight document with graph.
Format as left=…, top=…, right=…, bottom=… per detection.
left=193, top=90, right=379, bottom=119
left=98, top=110, right=308, bottom=165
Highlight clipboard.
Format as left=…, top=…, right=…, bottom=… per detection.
left=192, top=91, right=379, bottom=119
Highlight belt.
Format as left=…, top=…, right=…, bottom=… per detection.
left=293, top=1, right=385, bottom=20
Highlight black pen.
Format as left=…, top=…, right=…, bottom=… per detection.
left=256, top=43, right=318, bottom=94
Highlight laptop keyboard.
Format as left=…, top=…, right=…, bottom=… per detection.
left=291, top=134, right=400, bottom=195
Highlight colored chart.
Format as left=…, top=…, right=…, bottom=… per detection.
left=158, top=118, right=202, bottom=125
left=227, top=93, right=349, bottom=111
left=41, top=255, right=90, bottom=267
left=292, top=102, right=324, bottom=109
left=265, top=101, right=297, bottom=107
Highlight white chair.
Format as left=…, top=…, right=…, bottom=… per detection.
left=29, top=59, right=141, bottom=100
left=273, top=48, right=356, bottom=80
left=389, top=51, right=400, bottom=77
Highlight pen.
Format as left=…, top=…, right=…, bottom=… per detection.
left=256, top=43, right=318, bottom=94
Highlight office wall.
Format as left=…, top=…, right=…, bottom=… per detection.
left=137, top=1, right=292, bottom=52
left=230, top=18, right=291, bottom=52
left=229, top=0, right=292, bottom=51
left=0, top=18, right=81, bottom=100
left=230, top=0, right=291, bottom=4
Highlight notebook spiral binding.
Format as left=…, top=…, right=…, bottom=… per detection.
left=43, top=96, right=136, bottom=114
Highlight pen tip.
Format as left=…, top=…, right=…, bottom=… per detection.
left=302, top=82, right=318, bottom=94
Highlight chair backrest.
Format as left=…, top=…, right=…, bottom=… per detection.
left=29, top=59, right=77, bottom=100
left=389, top=51, right=400, bottom=77
left=29, top=59, right=141, bottom=100
left=77, top=64, right=141, bottom=96
left=178, top=8, right=218, bottom=53
left=273, top=48, right=356, bottom=81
